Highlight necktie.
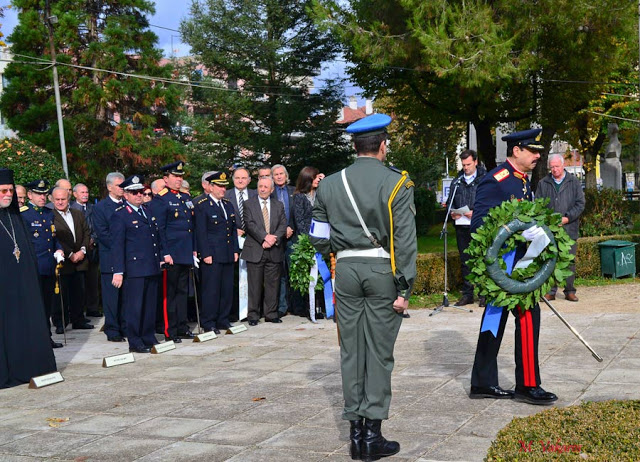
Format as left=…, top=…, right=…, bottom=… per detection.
left=217, top=200, right=227, bottom=219
left=138, top=207, right=146, bottom=219
left=238, top=191, right=245, bottom=230
left=262, top=200, right=270, bottom=233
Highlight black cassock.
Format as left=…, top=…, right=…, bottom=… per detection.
left=1, top=201, right=57, bottom=389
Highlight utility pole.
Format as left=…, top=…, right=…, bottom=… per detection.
left=44, top=0, right=69, bottom=179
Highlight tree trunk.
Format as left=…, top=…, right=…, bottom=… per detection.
left=474, top=119, right=496, bottom=171
left=531, top=127, right=556, bottom=191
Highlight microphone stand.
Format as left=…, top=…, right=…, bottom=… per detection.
left=430, top=177, right=473, bottom=316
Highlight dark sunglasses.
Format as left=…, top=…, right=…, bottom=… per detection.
left=127, top=190, right=144, bottom=195
left=143, top=192, right=153, bottom=197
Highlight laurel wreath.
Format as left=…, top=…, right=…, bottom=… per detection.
left=289, top=234, right=323, bottom=294
left=466, top=198, right=575, bottom=311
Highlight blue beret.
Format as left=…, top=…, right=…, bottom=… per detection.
left=501, top=128, right=544, bottom=151
left=160, top=161, right=185, bottom=175
left=121, top=175, right=145, bottom=191
left=25, top=179, right=50, bottom=193
left=346, top=113, right=392, bottom=137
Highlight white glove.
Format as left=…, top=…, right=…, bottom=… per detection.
left=522, top=225, right=545, bottom=242
left=193, top=255, right=200, bottom=268
left=54, top=250, right=65, bottom=263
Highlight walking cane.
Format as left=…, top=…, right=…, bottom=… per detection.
left=190, top=267, right=203, bottom=334
left=541, top=296, right=603, bottom=362
left=54, top=263, right=67, bottom=345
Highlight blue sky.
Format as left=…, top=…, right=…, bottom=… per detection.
left=1, top=0, right=363, bottom=103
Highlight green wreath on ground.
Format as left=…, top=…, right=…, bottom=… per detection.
left=466, top=198, right=575, bottom=311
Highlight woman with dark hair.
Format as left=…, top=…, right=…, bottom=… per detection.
left=142, top=185, right=153, bottom=203
left=292, top=167, right=325, bottom=320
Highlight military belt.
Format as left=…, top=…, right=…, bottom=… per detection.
left=336, top=248, right=391, bottom=260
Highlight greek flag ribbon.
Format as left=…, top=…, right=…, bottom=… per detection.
left=316, top=253, right=334, bottom=319
left=480, top=249, right=516, bottom=337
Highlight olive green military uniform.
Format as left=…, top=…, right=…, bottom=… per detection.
left=311, top=156, right=417, bottom=421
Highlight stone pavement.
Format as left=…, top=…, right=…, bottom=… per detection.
left=1, top=284, right=639, bottom=462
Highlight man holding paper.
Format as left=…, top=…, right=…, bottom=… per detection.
left=445, top=149, right=486, bottom=306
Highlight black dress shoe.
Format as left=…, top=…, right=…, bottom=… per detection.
left=248, top=320, right=259, bottom=326
left=107, top=335, right=125, bottom=342
left=72, top=322, right=95, bottom=330
left=469, top=385, right=515, bottom=399
left=213, top=328, right=221, bottom=335
left=454, top=295, right=474, bottom=306
left=129, top=346, right=152, bottom=353
left=178, top=330, right=195, bottom=339
left=50, top=339, right=64, bottom=348
left=165, top=337, right=182, bottom=343
left=514, top=386, right=558, bottom=405
left=478, top=296, right=486, bottom=307
left=362, top=418, right=400, bottom=461
left=55, top=326, right=64, bottom=335
left=401, top=312, right=410, bottom=318
left=86, top=311, right=103, bottom=317
left=268, top=318, right=283, bottom=323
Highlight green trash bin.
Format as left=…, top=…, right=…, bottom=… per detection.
left=598, top=240, right=637, bottom=279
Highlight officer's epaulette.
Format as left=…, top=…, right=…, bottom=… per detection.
left=387, top=165, right=405, bottom=175
left=222, top=197, right=230, bottom=202
left=196, top=197, right=208, bottom=205
left=115, top=205, right=125, bottom=212
left=493, top=168, right=510, bottom=182
left=157, top=188, right=168, bottom=196
left=19, top=205, right=29, bottom=212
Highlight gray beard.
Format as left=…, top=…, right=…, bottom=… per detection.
left=0, top=200, right=11, bottom=209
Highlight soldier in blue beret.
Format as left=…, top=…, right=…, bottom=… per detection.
left=148, top=160, right=196, bottom=342
left=469, top=128, right=558, bottom=405
left=194, top=171, right=239, bottom=334
left=310, top=113, right=417, bottom=460
left=111, top=175, right=162, bottom=353
left=21, top=179, right=65, bottom=348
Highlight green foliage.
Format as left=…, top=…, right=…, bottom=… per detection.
left=576, top=234, right=640, bottom=277
left=0, top=138, right=65, bottom=185
left=581, top=188, right=633, bottom=237
left=486, top=400, right=640, bottom=461
left=413, top=187, right=437, bottom=236
left=465, top=199, right=575, bottom=311
left=1, top=0, right=184, bottom=192
left=180, top=0, right=352, bottom=175
left=289, top=234, right=323, bottom=294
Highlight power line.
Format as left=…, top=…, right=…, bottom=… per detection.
left=588, top=111, right=640, bottom=124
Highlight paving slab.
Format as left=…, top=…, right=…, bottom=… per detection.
left=0, top=282, right=638, bottom=461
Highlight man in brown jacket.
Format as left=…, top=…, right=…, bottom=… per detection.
left=51, top=186, right=94, bottom=332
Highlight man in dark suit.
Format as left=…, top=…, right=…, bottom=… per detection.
left=111, top=175, right=162, bottom=354
left=243, top=176, right=287, bottom=326
left=51, top=186, right=93, bottom=332
left=225, top=167, right=257, bottom=321
left=195, top=171, right=239, bottom=334
left=271, top=164, right=295, bottom=316
left=92, top=172, right=127, bottom=342
left=71, top=183, right=101, bottom=318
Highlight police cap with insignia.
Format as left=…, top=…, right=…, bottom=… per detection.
left=121, top=175, right=145, bottom=191
left=205, top=171, right=229, bottom=186
left=502, top=128, right=544, bottom=151
left=25, top=179, right=50, bottom=193
left=346, top=113, right=392, bottom=138
left=160, top=161, right=185, bottom=176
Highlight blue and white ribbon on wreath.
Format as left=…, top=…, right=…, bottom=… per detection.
left=480, top=250, right=516, bottom=337
left=316, top=253, right=334, bottom=319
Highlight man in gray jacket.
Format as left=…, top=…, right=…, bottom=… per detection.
left=535, top=154, right=585, bottom=301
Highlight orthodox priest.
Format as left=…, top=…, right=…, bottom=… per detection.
left=0, top=168, right=57, bottom=388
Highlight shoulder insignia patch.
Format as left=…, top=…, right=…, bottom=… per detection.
left=157, top=188, right=168, bottom=196
left=404, top=180, right=415, bottom=189
left=20, top=205, right=28, bottom=212
left=493, top=169, right=509, bottom=182
left=222, top=198, right=230, bottom=202
left=197, top=197, right=208, bottom=205
left=115, top=205, right=125, bottom=212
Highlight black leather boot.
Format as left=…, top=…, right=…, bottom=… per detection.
left=362, top=419, right=400, bottom=461
left=349, top=419, right=363, bottom=460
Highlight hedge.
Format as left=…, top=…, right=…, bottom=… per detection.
left=413, top=234, right=640, bottom=295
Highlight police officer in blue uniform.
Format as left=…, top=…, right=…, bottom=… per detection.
left=194, top=171, right=239, bottom=334
left=469, top=128, right=558, bottom=405
left=21, top=179, right=65, bottom=348
left=111, top=175, right=162, bottom=354
left=149, top=161, right=195, bottom=342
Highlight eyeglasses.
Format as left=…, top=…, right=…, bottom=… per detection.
left=143, top=192, right=153, bottom=197
left=127, top=190, right=144, bottom=195
left=0, top=188, right=14, bottom=195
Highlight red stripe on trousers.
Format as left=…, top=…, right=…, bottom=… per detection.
left=163, top=270, right=169, bottom=338
left=519, top=307, right=535, bottom=387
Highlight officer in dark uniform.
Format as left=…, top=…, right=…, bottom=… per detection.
left=194, top=171, right=239, bottom=334
left=111, top=175, right=162, bottom=354
left=149, top=161, right=195, bottom=342
left=21, top=179, right=65, bottom=348
left=310, top=114, right=417, bottom=461
left=469, top=128, right=558, bottom=405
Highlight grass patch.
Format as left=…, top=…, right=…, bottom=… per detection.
left=486, top=400, right=640, bottom=461
left=418, top=222, right=457, bottom=254
left=409, top=292, right=462, bottom=309
left=574, top=275, right=638, bottom=287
